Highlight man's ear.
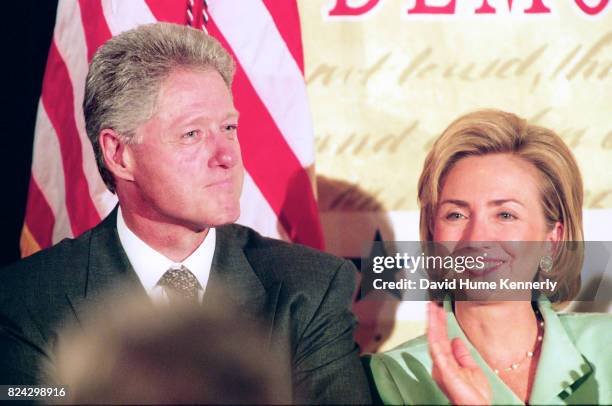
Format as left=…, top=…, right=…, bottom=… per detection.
left=99, top=129, right=136, bottom=183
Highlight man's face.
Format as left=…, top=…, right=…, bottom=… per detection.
left=124, top=68, right=244, bottom=230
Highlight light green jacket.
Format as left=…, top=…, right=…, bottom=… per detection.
left=365, top=299, right=612, bottom=405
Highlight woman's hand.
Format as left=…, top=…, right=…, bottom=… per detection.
left=427, top=302, right=491, bottom=405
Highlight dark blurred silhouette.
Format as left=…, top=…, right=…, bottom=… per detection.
left=43, top=288, right=291, bottom=404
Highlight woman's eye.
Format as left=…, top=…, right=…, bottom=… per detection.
left=446, top=212, right=466, bottom=220
left=498, top=211, right=516, bottom=220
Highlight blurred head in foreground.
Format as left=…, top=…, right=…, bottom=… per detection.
left=44, top=291, right=291, bottom=404
left=417, top=109, right=584, bottom=302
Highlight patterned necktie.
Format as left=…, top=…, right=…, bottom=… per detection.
left=157, top=265, right=202, bottom=303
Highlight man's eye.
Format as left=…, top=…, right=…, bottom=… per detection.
left=183, top=130, right=199, bottom=139
left=446, top=212, right=466, bottom=220
left=224, top=124, right=238, bottom=132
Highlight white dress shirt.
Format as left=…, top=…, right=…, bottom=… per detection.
left=116, top=207, right=215, bottom=303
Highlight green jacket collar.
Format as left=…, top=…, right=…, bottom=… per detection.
left=443, top=298, right=593, bottom=405
left=529, top=298, right=593, bottom=404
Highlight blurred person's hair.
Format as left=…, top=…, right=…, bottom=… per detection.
left=83, top=22, right=236, bottom=193
left=43, top=289, right=290, bottom=404
left=417, top=109, right=584, bottom=303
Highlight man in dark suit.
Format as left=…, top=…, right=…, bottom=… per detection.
left=0, top=22, right=371, bottom=404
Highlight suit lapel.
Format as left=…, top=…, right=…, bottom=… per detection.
left=66, top=217, right=278, bottom=341
left=66, top=207, right=147, bottom=324
left=204, top=225, right=280, bottom=342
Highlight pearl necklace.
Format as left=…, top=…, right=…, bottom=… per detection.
left=493, top=310, right=544, bottom=375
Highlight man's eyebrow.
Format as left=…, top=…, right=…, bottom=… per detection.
left=224, top=110, right=240, bottom=120
left=170, top=110, right=240, bottom=127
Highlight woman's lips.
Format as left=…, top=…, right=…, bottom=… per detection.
left=466, top=258, right=505, bottom=277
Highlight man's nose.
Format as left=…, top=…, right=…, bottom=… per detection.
left=209, top=135, right=241, bottom=169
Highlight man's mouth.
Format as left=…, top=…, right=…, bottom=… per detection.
left=207, top=178, right=233, bottom=188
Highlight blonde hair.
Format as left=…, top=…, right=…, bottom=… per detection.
left=84, top=22, right=236, bottom=193
left=418, top=109, right=584, bottom=302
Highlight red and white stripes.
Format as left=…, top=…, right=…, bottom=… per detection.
left=21, top=0, right=323, bottom=256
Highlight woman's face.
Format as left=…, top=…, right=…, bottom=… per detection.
left=432, top=153, right=562, bottom=297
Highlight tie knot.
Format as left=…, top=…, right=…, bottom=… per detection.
left=157, top=265, right=202, bottom=302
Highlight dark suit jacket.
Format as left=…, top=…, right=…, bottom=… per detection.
left=0, top=209, right=372, bottom=404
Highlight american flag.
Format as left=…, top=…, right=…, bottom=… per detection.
left=20, top=0, right=324, bottom=256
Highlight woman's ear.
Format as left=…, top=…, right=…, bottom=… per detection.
left=546, top=221, right=564, bottom=255
left=99, top=129, right=136, bottom=183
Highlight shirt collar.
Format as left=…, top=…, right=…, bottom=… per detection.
left=443, top=297, right=593, bottom=405
left=116, top=207, right=215, bottom=294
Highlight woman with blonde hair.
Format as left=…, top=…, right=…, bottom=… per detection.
left=366, top=110, right=612, bottom=405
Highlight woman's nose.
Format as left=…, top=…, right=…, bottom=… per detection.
left=461, top=214, right=495, bottom=242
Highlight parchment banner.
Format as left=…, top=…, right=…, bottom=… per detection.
left=300, top=1, right=612, bottom=214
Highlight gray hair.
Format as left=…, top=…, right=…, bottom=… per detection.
left=83, top=22, right=236, bottom=193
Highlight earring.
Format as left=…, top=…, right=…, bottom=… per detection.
left=539, top=255, right=553, bottom=273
